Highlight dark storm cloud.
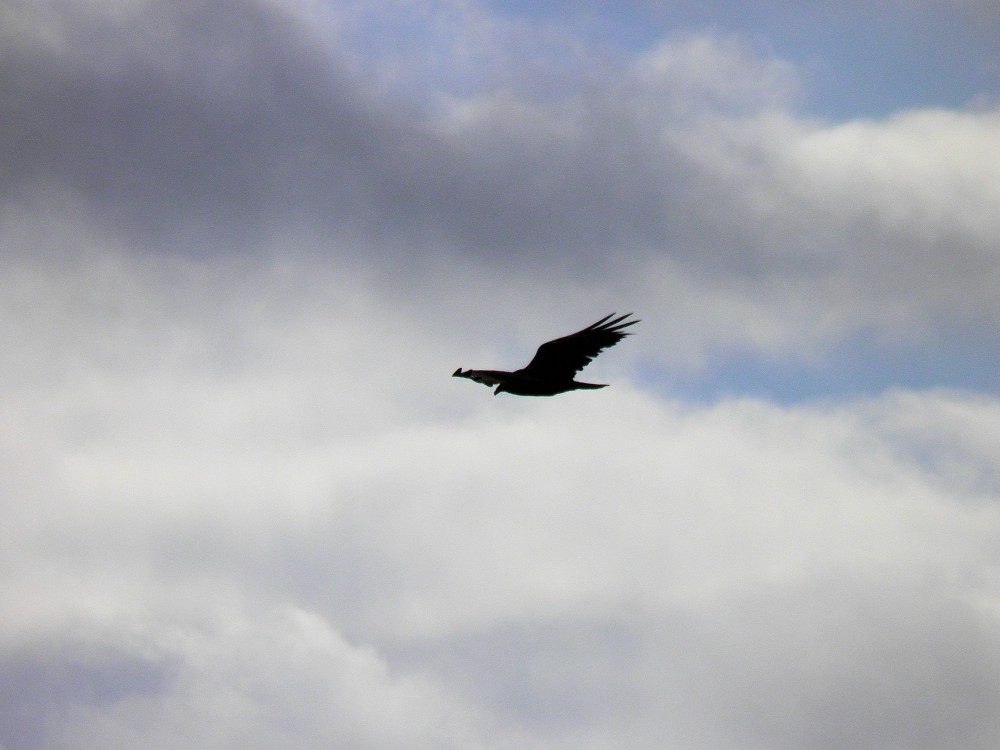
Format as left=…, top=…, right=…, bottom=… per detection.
left=6, top=0, right=998, bottom=346
left=0, top=0, right=703, bottom=268
left=1, top=1, right=404, bottom=245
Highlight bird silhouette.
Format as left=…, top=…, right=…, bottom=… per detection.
left=453, top=313, right=638, bottom=396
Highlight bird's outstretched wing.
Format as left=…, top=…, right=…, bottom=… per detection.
left=519, top=313, right=638, bottom=380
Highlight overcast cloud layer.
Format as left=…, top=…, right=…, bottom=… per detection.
left=3, top=1, right=1000, bottom=748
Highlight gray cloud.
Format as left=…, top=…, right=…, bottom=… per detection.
left=1, top=0, right=407, bottom=247
left=392, top=579, right=1000, bottom=750
left=0, top=640, right=170, bottom=749
left=5, top=0, right=998, bottom=350
left=8, top=610, right=480, bottom=750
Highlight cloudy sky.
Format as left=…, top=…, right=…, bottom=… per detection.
left=3, top=0, right=1000, bottom=747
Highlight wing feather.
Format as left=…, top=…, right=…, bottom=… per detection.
left=519, top=313, right=638, bottom=380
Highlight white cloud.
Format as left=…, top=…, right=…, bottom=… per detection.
left=16, top=608, right=483, bottom=750
left=3, top=239, right=1000, bottom=747
left=631, top=33, right=801, bottom=116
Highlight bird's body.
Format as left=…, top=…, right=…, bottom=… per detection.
left=453, top=313, right=638, bottom=396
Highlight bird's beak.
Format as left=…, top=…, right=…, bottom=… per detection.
left=452, top=368, right=463, bottom=377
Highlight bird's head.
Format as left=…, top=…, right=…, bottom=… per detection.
left=452, top=368, right=464, bottom=377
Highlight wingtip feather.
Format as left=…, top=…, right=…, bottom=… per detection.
left=586, top=313, right=616, bottom=330
left=593, top=312, right=639, bottom=334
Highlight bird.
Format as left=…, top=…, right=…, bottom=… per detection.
left=453, top=313, right=639, bottom=396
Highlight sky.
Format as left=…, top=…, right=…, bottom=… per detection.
left=2, top=0, right=1000, bottom=748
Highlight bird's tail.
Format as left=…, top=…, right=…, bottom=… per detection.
left=573, top=382, right=608, bottom=390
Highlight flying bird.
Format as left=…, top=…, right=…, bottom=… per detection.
left=453, top=313, right=639, bottom=396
